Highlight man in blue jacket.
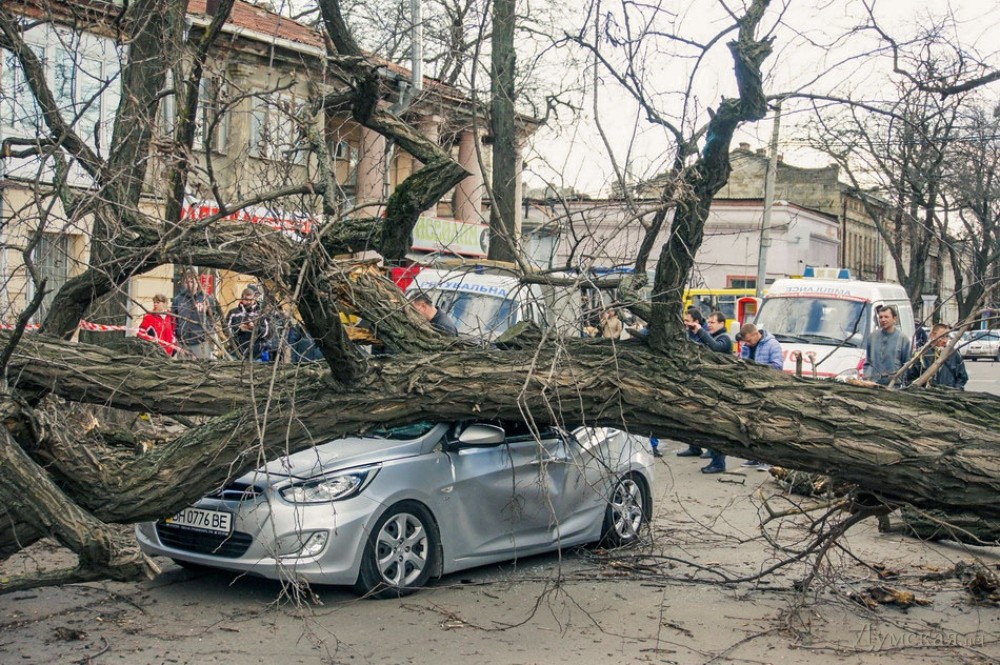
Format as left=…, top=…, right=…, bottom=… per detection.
left=739, top=322, right=783, bottom=369
left=738, top=322, right=783, bottom=469
left=688, top=310, right=734, bottom=473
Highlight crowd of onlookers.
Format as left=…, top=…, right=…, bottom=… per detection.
left=138, top=271, right=462, bottom=362
left=138, top=270, right=322, bottom=363
left=663, top=301, right=969, bottom=476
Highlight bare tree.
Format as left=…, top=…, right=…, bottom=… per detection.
left=939, top=101, right=1000, bottom=322
left=334, top=0, right=489, bottom=88
left=487, top=0, right=517, bottom=262
left=0, top=0, right=998, bottom=597
left=809, top=79, right=964, bottom=318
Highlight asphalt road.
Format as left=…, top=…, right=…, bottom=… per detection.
left=964, top=356, right=1000, bottom=395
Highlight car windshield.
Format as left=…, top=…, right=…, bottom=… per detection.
left=431, top=290, right=517, bottom=338
left=366, top=421, right=437, bottom=440
left=755, top=297, right=869, bottom=348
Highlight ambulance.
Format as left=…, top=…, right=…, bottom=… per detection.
left=404, top=261, right=582, bottom=341
left=750, top=270, right=914, bottom=380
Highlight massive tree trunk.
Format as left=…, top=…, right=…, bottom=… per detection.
left=3, top=331, right=998, bottom=565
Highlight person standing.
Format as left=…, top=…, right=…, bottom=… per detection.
left=738, top=322, right=783, bottom=469
left=863, top=304, right=911, bottom=387
left=909, top=323, right=968, bottom=390
left=409, top=293, right=459, bottom=336
left=172, top=270, right=221, bottom=360
left=676, top=307, right=710, bottom=458
left=226, top=288, right=273, bottom=360
left=138, top=294, right=176, bottom=357
left=688, top=310, right=733, bottom=473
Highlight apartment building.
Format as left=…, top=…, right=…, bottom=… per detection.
left=0, top=0, right=505, bottom=335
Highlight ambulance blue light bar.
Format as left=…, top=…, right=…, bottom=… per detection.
left=803, top=266, right=852, bottom=279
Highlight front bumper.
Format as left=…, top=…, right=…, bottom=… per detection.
left=136, top=493, right=378, bottom=586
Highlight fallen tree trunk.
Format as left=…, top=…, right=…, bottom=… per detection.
left=881, top=507, right=1000, bottom=546
left=2, top=334, right=998, bottom=563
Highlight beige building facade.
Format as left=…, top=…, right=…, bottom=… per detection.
left=1, top=0, right=507, bottom=342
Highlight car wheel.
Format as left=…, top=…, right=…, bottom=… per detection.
left=353, top=501, right=438, bottom=599
left=601, top=474, right=651, bottom=547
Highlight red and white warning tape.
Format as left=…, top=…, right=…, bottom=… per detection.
left=1, top=320, right=180, bottom=355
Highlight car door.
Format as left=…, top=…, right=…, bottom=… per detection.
left=504, top=423, right=580, bottom=548
left=441, top=422, right=581, bottom=562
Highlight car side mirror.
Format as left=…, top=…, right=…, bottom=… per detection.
left=456, top=424, right=505, bottom=447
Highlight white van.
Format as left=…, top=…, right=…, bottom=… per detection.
left=751, top=277, right=915, bottom=379
left=405, top=262, right=582, bottom=341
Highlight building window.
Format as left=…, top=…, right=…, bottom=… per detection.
left=54, top=46, right=104, bottom=146
left=194, top=77, right=228, bottom=154
left=250, top=94, right=308, bottom=163
left=1, top=44, right=46, bottom=134
left=332, top=139, right=351, bottom=160
left=32, top=233, right=70, bottom=324
left=727, top=276, right=756, bottom=289
left=2, top=25, right=118, bottom=164
left=160, top=75, right=229, bottom=153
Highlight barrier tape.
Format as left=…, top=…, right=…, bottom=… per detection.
left=1, top=320, right=180, bottom=355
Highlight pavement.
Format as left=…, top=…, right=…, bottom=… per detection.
left=3, top=429, right=999, bottom=665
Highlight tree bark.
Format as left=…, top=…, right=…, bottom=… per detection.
left=3, top=334, right=998, bottom=567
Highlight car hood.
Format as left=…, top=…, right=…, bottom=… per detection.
left=244, top=435, right=430, bottom=484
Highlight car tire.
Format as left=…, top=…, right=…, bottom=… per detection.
left=601, top=473, right=651, bottom=547
left=353, top=501, right=439, bottom=599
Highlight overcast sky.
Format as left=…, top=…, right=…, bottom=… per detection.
left=523, top=0, right=1000, bottom=197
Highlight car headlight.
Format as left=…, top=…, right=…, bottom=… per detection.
left=279, top=465, right=380, bottom=504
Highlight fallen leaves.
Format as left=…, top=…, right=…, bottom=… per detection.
left=846, top=585, right=931, bottom=610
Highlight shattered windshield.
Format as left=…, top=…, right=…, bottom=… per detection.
left=755, top=297, right=869, bottom=348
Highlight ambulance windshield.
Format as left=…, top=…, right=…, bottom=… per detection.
left=754, top=296, right=869, bottom=347
left=430, top=290, right=517, bottom=339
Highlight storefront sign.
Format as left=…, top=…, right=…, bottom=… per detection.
left=181, top=200, right=315, bottom=235
left=411, top=216, right=489, bottom=257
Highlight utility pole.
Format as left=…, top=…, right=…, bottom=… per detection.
left=410, top=0, right=422, bottom=96
left=756, top=101, right=782, bottom=298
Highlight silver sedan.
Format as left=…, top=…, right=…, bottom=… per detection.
left=136, top=421, right=654, bottom=598
left=959, top=330, right=1000, bottom=362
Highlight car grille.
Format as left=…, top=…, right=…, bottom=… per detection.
left=206, top=481, right=266, bottom=503
left=156, top=523, right=253, bottom=558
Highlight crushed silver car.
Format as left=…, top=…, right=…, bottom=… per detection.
left=136, top=421, right=654, bottom=598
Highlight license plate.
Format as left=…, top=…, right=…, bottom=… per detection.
left=165, top=507, right=233, bottom=535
